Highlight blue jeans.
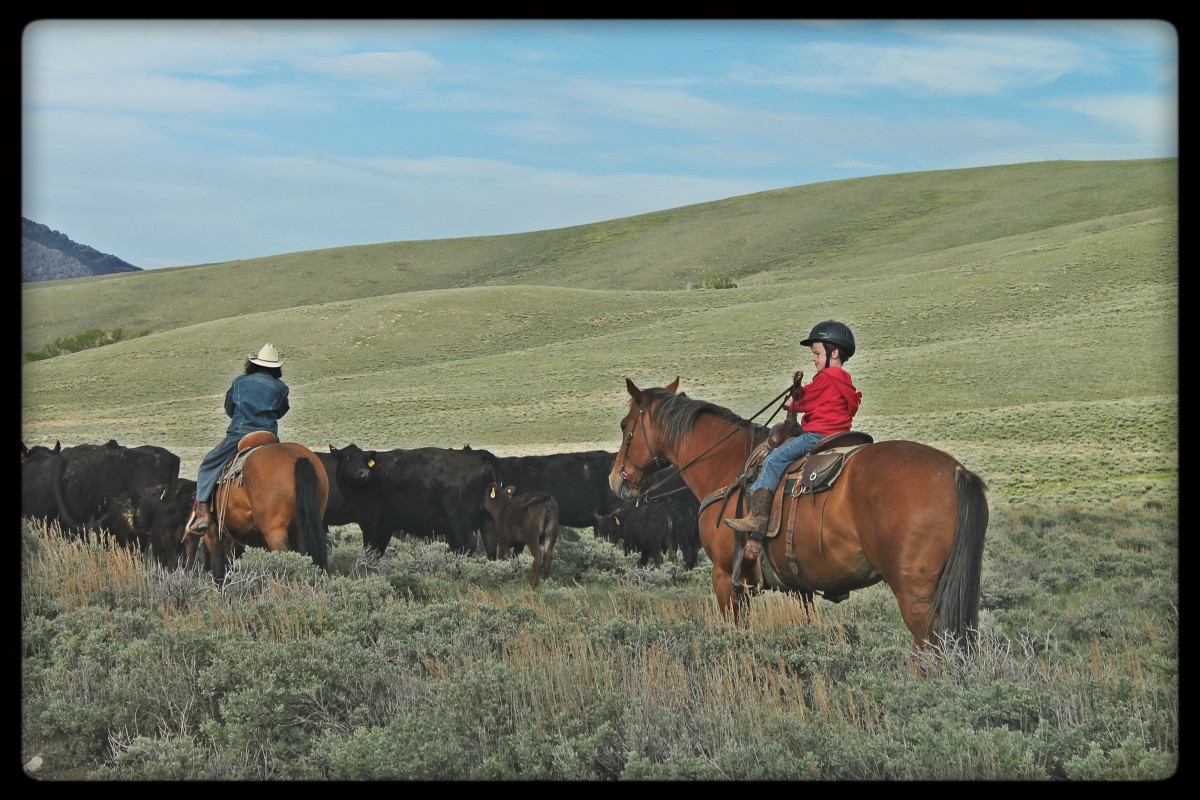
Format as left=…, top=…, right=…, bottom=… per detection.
left=195, top=433, right=243, bottom=503
left=749, top=431, right=824, bottom=492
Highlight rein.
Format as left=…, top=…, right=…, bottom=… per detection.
left=623, top=384, right=795, bottom=496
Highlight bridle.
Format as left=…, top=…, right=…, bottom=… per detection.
left=617, top=399, right=669, bottom=491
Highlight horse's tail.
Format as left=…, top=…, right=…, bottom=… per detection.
left=929, top=466, right=989, bottom=645
left=292, top=458, right=328, bottom=570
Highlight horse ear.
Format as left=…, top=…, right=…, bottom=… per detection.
left=625, top=377, right=643, bottom=402
left=666, top=376, right=680, bottom=393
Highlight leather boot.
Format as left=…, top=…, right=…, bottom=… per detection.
left=184, top=498, right=211, bottom=538
left=724, top=488, right=774, bottom=536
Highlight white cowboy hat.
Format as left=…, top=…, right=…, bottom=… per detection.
left=248, top=342, right=283, bottom=368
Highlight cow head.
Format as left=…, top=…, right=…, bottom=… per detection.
left=330, top=443, right=377, bottom=486
left=481, top=482, right=516, bottom=517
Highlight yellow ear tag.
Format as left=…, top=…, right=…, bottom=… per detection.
left=367, top=459, right=375, bottom=468
left=615, top=518, right=621, bottom=526
left=490, top=487, right=496, bottom=498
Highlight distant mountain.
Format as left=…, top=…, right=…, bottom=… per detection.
left=21, top=218, right=141, bottom=282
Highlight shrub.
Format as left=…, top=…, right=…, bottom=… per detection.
left=693, top=272, right=738, bottom=289
left=23, top=327, right=147, bottom=362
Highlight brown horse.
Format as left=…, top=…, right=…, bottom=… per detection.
left=608, top=378, right=988, bottom=649
left=204, top=439, right=330, bottom=583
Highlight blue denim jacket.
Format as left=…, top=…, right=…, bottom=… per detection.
left=223, top=372, right=290, bottom=436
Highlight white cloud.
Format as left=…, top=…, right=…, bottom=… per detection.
left=1052, top=93, right=1178, bottom=142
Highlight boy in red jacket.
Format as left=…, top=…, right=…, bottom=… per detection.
left=726, top=321, right=862, bottom=557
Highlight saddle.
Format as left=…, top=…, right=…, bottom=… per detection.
left=700, top=431, right=874, bottom=525
left=218, top=432, right=279, bottom=484
left=237, top=431, right=278, bottom=451
left=766, top=434, right=873, bottom=539
left=210, top=433, right=280, bottom=536
left=705, top=431, right=878, bottom=599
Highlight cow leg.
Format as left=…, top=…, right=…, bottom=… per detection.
left=529, top=541, right=542, bottom=589
left=541, top=527, right=557, bottom=578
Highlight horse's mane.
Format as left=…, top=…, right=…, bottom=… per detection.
left=642, top=387, right=768, bottom=449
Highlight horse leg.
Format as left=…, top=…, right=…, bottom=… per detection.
left=206, top=532, right=233, bottom=582
left=711, top=566, right=745, bottom=624
left=890, top=583, right=938, bottom=648
left=262, top=524, right=292, bottom=555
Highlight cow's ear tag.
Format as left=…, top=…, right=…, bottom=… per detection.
left=489, top=487, right=496, bottom=499
left=615, top=518, right=621, bottom=526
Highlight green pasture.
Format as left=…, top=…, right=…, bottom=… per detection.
left=21, top=158, right=1177, bottom=509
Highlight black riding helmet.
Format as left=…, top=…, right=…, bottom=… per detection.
left=800, top=320, right=856, bottom=363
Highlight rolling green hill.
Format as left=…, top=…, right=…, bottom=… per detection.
left=20, top=158, right=1178, bottom=509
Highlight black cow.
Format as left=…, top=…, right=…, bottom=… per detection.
left=57, top=440, right=181, bottom=531
left=21, top=441, right=61, bottom=460
left=593, top=502, right=672, bottom=567
left=327, top=443, right=501, bottom=555
left=93, top=488, right=155, bottom=552
left=480, top=482, right=560, bottom=588
left=21, top=442, right=90, bottom=534
left=316, top=450, right=355, bottom=528
left=108, top=479, right=196, bottom=573
left=593, top=498, right=701, bottom=569
left=659, top=500, right=700, bottom=569
left=493, top=450, right=623, bottom=535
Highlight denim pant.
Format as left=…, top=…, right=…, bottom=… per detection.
left=749, top=430, right=824, bottom=493
left=195, top=433, right=244, bottom=503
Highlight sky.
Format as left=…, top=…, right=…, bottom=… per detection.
left=21, top=19, right=1178, bottom=271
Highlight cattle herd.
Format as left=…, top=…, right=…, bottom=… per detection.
left=21, top=438, right=702, bottom=582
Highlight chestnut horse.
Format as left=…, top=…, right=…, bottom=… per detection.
left=608, top=378, right=988, bottom=648
left=204, top=440, right=330, bottom=583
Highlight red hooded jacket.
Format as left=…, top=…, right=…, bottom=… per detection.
left=786, top=365, right=861, bottom=435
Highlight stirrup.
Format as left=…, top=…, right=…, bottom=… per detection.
left=730, top=534, right=763, bottom=594
left=183, top=511, right=210, bottom=540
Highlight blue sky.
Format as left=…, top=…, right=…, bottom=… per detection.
left=22, top=19, right=1178, bottom=270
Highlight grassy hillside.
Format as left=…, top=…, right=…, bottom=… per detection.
left=20, top=158, right=1178, bottom=510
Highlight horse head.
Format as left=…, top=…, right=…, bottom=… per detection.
left=609, top=377, right=679, bottom=500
